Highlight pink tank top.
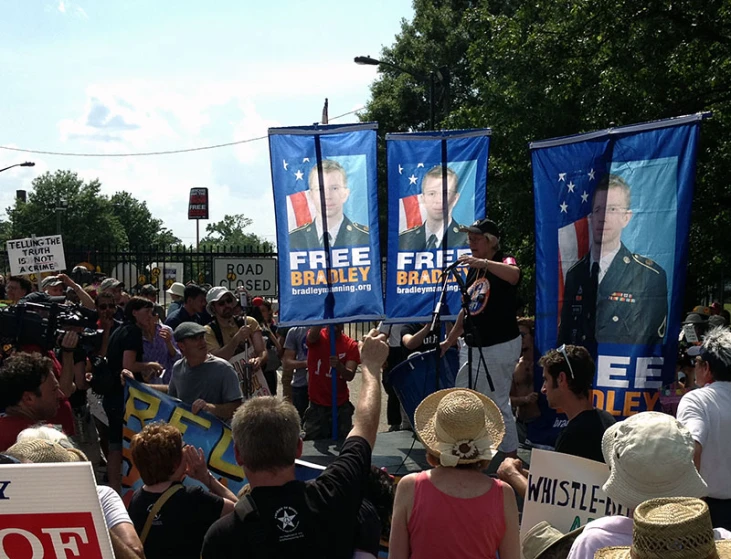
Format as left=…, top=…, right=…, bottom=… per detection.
left=407, top=471, right=506, bottom=559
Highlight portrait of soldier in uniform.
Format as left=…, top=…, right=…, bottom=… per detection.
left=399, top=165, right=468, bottom=250
left=289, top=159, right=369, bottom=250
left=558, top=174, right=668, bottom=346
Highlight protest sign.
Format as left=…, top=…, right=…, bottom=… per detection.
left=6, top=235, right=66, bottom=276
left=521, top=449, right=629, bottom=539
left=0, top=462, right=114, bottom=558
left=188, top=187, right=209, bottom=220
left=229, top=350, right=272, bottom=400
left=122, top=380, right=323, bottom=501
left=214, top=258, right=277, bottom=297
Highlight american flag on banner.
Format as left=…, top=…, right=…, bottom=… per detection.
left=280, top=157, right=315, bottom=230
left=557, top=167, right=601, bottom=314
left=397, top=161, right=437, bottom=232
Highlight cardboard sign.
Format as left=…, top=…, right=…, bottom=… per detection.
left=229, top=349, right=272, bottom=400
left=520, top=449, right=630, bottom=539
left=6, top=235, right=66, bottom=276
left=0, top=462, right=114, bottom=558
left=188, top=187, right=209, bottom=220
left=214, top=258, right=277, bottom=297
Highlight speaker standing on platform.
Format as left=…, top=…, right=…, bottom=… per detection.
left=439, top=219, right=522, bottom=458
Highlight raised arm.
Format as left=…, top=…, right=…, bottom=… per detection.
left=347, top=329, right=388, bottom=449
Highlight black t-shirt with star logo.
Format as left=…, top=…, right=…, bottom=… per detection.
left=202, top=436, right=372, bottom=559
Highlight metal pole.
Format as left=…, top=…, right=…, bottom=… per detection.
left=196, top=219, right=200, bottom=250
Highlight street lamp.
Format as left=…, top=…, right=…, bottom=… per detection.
left=355, top=55, right=446, bottom=130
left=0, top=161, right=35, bottom=174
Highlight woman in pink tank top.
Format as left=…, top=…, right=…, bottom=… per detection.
left=389, top=389, right=520, bottom=559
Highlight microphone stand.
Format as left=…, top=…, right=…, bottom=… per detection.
left=429, top=269, right=451, bottom=393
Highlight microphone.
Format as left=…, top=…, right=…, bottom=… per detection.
left=443, top=260, right=466, bottom=273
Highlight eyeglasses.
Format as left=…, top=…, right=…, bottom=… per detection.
left=215, top=297, right=236, bottom=306
left=557, top=344, right=575, bottom=380
left=97, top=304, right=114, bottom=310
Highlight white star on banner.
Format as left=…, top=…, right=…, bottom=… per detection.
left=588, top=168, right=595, bottom=181
left=282, top=159, right=288, bottom=171
left=567, top=181, right=575, bottom=193
left=560, top=202, right=568, bottom=213
left=294, top=170, right=304, bottom=181
left=417, top=162, right=425, bottom=168
left=581, top=191, right=589, bottom=203
left=558, top=173, right=566, bottom=182
left=303, top=157, right=310, bottom=163
left=408, top=174, right=418, bottom=185
left=398, top=164, right=404, bottom=175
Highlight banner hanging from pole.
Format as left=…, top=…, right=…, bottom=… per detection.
left=269, top=123, right=383, bottom=325
left=384, top=129, right=490, bottom=323
left=530, top=113, right=707, bottom=443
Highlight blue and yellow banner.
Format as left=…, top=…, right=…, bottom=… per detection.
left=269, top=123, right=383, bottom=326
left=121, top=380, right=324, bottom=501
left=530, top=114, right=705, bottom=442
left=384, top=129, right=490, bottom=322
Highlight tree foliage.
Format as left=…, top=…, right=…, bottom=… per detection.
left=361, top=0, right=731, bottom=308
left=200, top=214, right=274, bottom=252
left=4, top=170, right=181, bottom=248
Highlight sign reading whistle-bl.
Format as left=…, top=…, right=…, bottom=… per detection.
left=213, top=258, right=277, bottom=297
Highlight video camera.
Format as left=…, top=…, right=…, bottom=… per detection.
left=0, top=299, right=103, bottom=353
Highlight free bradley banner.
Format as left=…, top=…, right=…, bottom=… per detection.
left=269, top=123, right=383, bottom=326
left=385, top=129, right=490, bottom=322
left=531, top=113, right=706, bottom=439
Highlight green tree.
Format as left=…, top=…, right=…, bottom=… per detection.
left=109, top=191, right=181, bottom=247
left=361, top=0, right=731, bottom=308
left=200, top=214, right=274, bottom=252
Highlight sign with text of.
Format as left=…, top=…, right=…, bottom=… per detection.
left=520, top=449, right=630, bottom=540
left=188, top=187, right=209, bottom=220
left=0, top=462, right=114, bottom=558
left=214, top=258, right=277, bottom=297
left=6, top=235, right=66, bottom=276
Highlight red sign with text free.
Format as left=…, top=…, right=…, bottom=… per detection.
left=0, top=512, right=103, bottom=559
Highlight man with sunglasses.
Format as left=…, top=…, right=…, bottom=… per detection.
left=497, top=344, right=615, bottom=498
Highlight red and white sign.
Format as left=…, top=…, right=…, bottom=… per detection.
left=0, top=463, right=114, bottom=558
left=188, top=187, right=209, bottom=220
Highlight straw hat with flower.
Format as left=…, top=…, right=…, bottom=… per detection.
left=595, top=497, right=731, bottom=559
left=414, top=388, right=504, bottom=467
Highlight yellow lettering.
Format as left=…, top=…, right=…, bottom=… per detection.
left=209, top=427, right=246, bottom=481
left=168, top=406, right=212, bottom=435
left=643, top=391, right=660, bottom=411
left=605, top=391, right=622, bottom=416
left=623, top=391, right=641, bottom=416
left=359, top=266, right=369, bottom=281
left=125, top=385, right=163, bottom=426
left=592, top=389, right=605, bottom=410
left=291, top=271, right=302, bottom=286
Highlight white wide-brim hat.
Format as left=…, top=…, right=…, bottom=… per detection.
left=414, top=388, right=504, bottom=467
left=601, top=412, right=707, bottom=511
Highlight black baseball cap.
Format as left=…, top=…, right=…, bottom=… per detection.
left=140, top=284, right=158, bottom=296
left=459, top=218, right=501, bottom=238
left=173, top=322, right=207, bottom=342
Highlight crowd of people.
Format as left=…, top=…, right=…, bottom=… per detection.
left=0, top=218, right=729, bottom=558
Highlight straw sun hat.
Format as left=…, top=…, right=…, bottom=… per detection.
left=414, top=388, right=504, bottom=467
left=595, top=497, right=731, bottom=559
left=522, top=521, right=584, bottom=559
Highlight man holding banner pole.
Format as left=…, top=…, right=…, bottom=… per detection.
left=440, top=218, right=522, bottom=457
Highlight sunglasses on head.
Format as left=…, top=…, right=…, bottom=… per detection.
left=97, top=303, right=114, bottom=310
left=557, top=344, right=575, bottom=380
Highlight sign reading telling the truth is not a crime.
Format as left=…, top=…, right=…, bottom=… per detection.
left=6, top=235, right=66, bottom=276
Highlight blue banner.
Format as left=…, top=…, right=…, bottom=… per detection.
left=121, top=380, right=324, bottom=501
left=531, top=114, right=705, bottom=436
left=269, top=123, right=383, bottom=326
left=384, top=129, right=490, bottom=322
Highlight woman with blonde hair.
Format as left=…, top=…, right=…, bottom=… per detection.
left=389, top=388, right=520, bottom=559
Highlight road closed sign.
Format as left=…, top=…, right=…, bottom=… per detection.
left=214, top=258, right=277, bottom=297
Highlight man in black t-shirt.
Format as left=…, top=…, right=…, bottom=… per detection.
left=401, top=323, right=440, bottom=356
left=497, top=345, right=616, bottom=499
left=201, top=329, right=390, bottom=559
left=439, top=218, right=522, bottom=457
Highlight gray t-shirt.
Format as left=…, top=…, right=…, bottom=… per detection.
left=169, top=355, right=243, bottom=405
left=283, top=326, right=308, bottom=388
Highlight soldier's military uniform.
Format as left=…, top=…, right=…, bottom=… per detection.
left=558, top=243, right=667, bottom=346
left=398, top=219, right=467, bottom=250
left=289, top=215, right=369, bottom=250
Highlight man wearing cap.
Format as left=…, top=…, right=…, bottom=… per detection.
left=43, top=273, right=95, bottom=309
left=558, top=174, right=668, bottom=347
left=677, top=327, right=731, bottom=529
left=100, top=277, right=126, bottom=321
left=398, top=165, right=468, bottom=250
left=169, top=322, right=243, bottom=421
left=165, top=283, right=208, bottom=331
left=166, top=281, right=185, bottom=315
left=567, top=411, right=730, bottom=558
left=140, top=283, right=166, bottom=322
left=440, top=218, right=522, bottom=458
left=204, top=287, right=266, bottom=368
left=289, top=160, right=369, bottom=250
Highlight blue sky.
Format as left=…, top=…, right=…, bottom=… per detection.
left=0, top=0, right=413, bottom=245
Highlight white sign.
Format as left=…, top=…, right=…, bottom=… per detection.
left=214, top=258, right=277, bottom=297
left=520, top=449, right=630, bottom=540
left=6, top=235, right=66, bottom=276
left=0, top=462, right=114, bottom=558
left=229, top=350, right=272, bottom=400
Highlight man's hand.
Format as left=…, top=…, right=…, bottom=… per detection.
left=359, top=329, right=388, bottom=371
left=523, top=392, right=539, bottom=405
left=234, top=325, right=252, bottom=343
left=159, top=327, right=173, bottom=344
left=439, top=339, right=453, bottom=357
left=497, top=457, right=526, bottom=482
left=120, top=369, right=134, bottom=386
left=183, top=445, right=209, bottom=483
left=61, top=331, right=79, bottom=350
left=192, top=399, right=210, bottom=415
left=328, top=355, right=343, bottom=372
left=248, top=356, right=262, bottom=370
left=57, top=273, right=74, bottom=287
